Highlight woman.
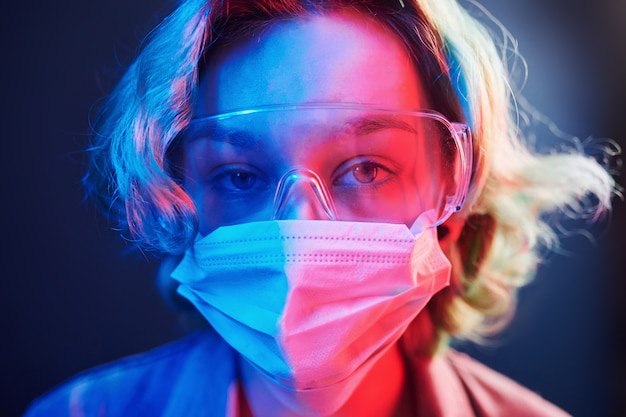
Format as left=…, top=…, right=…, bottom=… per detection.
left=24, top=0, right=616, bottom=415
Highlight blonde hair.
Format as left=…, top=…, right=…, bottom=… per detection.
left=84, top=0, right=618, bottom=349
left=416, top=0, right=617, bottom=345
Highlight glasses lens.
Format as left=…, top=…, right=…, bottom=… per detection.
left=184, top=105, right=470, bottom=230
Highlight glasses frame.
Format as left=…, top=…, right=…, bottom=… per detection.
left=187, top=103, right=473, bottom=227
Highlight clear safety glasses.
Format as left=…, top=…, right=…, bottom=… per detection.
left=184, top=104, right=472, bottom=230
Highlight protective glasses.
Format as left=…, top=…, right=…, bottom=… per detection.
left=184, top=104, right=472, bottom=231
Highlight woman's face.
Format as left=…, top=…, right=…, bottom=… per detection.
left=185, top=11, right=435, bottom=235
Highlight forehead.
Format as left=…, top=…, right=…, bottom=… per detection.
left=194, top=10, right=428, bottom=116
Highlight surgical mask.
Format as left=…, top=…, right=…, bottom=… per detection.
left=171, top=217, right=451, bottom=415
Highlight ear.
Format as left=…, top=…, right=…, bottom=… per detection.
left=437, top=212, right=466, bottom=252
left=156, top=254, right=197, bottom=313
left=455, top=213, right=496, bottom=277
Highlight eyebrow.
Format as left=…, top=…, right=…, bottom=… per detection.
left=348, top=115, right=417, bottom=136
left=185, top=123, right=260, bottom=149
left=185, top=114, right=417, bottom=148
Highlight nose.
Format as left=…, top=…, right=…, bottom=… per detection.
left=271, top=169, right=337, bottom=221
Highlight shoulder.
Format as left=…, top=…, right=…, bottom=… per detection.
left=444, top=349, right=571, bottom=417
left=23, top=330, right=236, bottom=417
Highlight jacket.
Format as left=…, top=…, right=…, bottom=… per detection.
left=23, top=329, right=571, bottom=417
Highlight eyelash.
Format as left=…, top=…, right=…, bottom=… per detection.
left=208, top=165, right=269, bottom=194
left=332, top=158, right=397, bottom=188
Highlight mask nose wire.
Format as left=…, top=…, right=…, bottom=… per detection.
left=271, top=169, right=338, bottom=221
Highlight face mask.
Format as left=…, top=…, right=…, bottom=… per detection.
left=171, top=219, right=450, bottom=415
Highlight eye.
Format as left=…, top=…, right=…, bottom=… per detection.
left=352, top=163, right=379, bottom=184
left=230, top=171, right=257, bottom=190
left=333, top=159, right=395, bottom=187
left=208, top=165, right=269, bottom=194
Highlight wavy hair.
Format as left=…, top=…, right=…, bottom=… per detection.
left=84, top=0, right=618, bottom=349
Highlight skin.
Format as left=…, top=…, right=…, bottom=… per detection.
left=183, top=9, right=456, bottom=417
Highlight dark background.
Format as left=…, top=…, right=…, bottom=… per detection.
left=2, top=1, right=624, bottom=416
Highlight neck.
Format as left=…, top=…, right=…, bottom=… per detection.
left=238, top=342, right=408, bottom=417
left=336, top=342, right=412, bottom=417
